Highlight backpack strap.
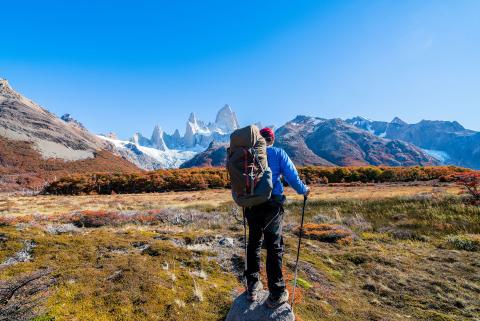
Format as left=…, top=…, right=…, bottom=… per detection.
left=242, top=148, right=250, bottom=195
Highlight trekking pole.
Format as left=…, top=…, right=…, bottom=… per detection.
left=291, top=195, right=307, bottom=311
left=242, top=207, right=248, bottom=290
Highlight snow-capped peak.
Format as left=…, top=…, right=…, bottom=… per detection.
left=151, top=124, right=168, bottom=151
left=101, top=104, right=248, bottom=169
left=214, top=104, right=240, bottom=132
left=188, top=112, right=197, bottom=124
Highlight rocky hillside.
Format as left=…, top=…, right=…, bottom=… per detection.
left=0, top=79, right=110, bottom=161
left=347, top=116, right=480, bottom=169
left=279, top=116, right=439, bottom=166
left=180, top=142, right=228, bottom=168
left=0, top=79, right=140, bottom=191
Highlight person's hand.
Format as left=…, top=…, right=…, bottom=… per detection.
left=304, top=187, right=310, bottom=198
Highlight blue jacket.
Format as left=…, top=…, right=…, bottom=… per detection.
left=267, top=146, right=308, bottom=196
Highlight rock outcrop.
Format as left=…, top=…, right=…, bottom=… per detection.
left=225, top=290, right=294, bottom=321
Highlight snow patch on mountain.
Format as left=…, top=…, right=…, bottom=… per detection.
left=422, top=149, right=450, bottom=163
left=98, top=135, right=201, bottom=169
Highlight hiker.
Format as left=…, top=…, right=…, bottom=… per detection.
left=245, top=127, right=310, bottom=308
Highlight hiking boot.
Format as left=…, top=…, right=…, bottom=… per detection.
left=266, top=290, right=289, bottom=308
left=246, top=281, right=263, bottom=302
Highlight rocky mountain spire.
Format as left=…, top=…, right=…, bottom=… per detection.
left=215, top=104, right=239, bottom=132
left=184, top=114, right=197, bottom=148
left=188, top=112, right=197, bottom=126
left=151, top=124, right=168, bottom=151
left=173, top=129, right=181, bottom=140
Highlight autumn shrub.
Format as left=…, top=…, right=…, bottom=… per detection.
left=43, top=166, right=473, bottom=195
left=296, top=223, right=355, bottom=244
left=298, top=165, right=471, bottom=184
left=455, top=172, right=480, bottom=205
left=68, top=210, right=124, bottom=228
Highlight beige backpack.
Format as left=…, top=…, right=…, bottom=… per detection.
left=227, top=125, right=273, bottom=207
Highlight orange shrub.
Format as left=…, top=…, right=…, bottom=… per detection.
left=455, top=172, right=480, bottom=205
left=43, top=166, right=474, bottom=195
left=297, top=223, right=355, bottom=244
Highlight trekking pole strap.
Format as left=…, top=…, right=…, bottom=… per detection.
left=291, top=196, right=307, bottom=310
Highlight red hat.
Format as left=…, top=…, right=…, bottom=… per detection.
left=260, top=127, right=275, bottom=140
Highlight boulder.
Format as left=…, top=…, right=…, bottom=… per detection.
left=225, top=290, right=295, bottom=321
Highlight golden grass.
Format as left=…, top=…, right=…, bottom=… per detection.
left=0, top=183, right=461, bottom=217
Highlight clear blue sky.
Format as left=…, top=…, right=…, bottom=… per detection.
left=2, top=0, right=479, bottom=139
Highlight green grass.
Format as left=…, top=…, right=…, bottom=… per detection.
left=285, top=195, right=480, bottom=235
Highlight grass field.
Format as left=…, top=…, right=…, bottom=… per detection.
left=0, top=183, right=479, bottom=321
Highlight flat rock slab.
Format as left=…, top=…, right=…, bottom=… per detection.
left=226, top=290, right=295, bottom=321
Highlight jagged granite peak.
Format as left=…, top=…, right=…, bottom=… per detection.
left=184, top=119, right=197, bottom=148
left=173, top=128, right=181, bottom=139
left=188, top=112, right=197, bottom=124
left=163, top=128, right=183, bottom=149
left=214, top=104, right=240, bottom=132
left=150, top=124, right=168, bottom=151
left=182, top=109, right=224, bottom=148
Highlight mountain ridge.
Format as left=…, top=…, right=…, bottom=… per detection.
left=2, top=78, right=479, bottom=177
left=0, top=79, right=140, bottom=191
left=346, top=116, right=480, bottom=169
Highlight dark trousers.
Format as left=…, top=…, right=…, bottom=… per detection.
left=245, top=198, right=285, bottom=297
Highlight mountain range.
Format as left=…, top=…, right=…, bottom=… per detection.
left=96, top=104, right=240, bottom=169
left=346, top=116, right=480, bottom=169
left=1, top=78, right=479, bottom=191
left=185, top=115, right=440, bottom=168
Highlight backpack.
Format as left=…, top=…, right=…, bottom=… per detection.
left=227, top=125, right=273, bottom=207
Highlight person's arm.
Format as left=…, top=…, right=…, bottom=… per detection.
left=279, top=149, right=308, bottom=195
